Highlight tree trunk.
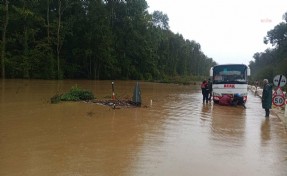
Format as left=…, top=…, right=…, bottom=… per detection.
left=93, top=55, right=101, bottom=80
left=89, top=55, right=92, bottom=79
left=47, top=0, right=50, bottom=44
left=1, top=0, right=8, bottom=79
left=23, top=26, right=29, bottom=78
left=57, top=0, right=61, bottom=79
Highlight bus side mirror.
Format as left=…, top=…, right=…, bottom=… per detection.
left=210, top=67, right=213, bottom=77
left=247, top=67, right=251, bottom=76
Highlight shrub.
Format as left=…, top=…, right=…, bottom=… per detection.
left=51, top=86, right=95, bottom=103
left=60, top=86, right=94, bottom=101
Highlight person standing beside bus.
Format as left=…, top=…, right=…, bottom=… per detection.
left=201, top=80, right=209, bottom=104
left=262, top=79, right=272, bottom=117
left=207, top=78, right=212, bottom=100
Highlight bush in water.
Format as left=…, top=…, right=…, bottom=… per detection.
left=51, top=86, right=94, bottom=103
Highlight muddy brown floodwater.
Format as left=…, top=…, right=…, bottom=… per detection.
left=1, top=80, right=287, bottom=176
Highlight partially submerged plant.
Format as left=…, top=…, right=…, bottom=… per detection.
left=50, top=94, right=62, bottom=104
left=51, top=86, right=94, bottom=103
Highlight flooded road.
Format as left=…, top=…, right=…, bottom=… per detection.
left=1, top=80, right=287, bottom=176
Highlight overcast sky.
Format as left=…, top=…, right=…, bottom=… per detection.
left=146, top=0, right=287, bottom=65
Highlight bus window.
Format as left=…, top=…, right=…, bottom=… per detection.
left=214, top=75, right=222, bottom=81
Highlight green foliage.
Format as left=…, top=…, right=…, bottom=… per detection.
left=250, top=11, right=287, bottom=83
left=152, top=11, right=169, bottom=30
left=2, top=0, right=216, bottom=80
left=50, top=86, right=95, bottom=104
left=60, top=86, right=94, bottom=101
left=50, top=86, right=94, bottom=104
left=156, top=75, right=205, bottom=85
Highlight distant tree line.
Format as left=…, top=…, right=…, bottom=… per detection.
left=249, top=12, right=287, bottom=83
left=0, top=0, right=216, bottom=80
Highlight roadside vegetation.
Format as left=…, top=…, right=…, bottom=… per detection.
left=0, top=0, right=216, bottom=81
left=1, top=1, right=286, bottom=85
left=156, top=75, right=206, bottom=85
left=249, top=12, right=287, bottom=86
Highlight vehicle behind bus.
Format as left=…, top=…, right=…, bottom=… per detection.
left=210, top=64, right=251, bottom=103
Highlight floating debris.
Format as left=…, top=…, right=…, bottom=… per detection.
left=51, top=83, right=145, bottom=109
left=90, top=99, right=140, bottom=108
left=88, top=81, right=142, bottom=109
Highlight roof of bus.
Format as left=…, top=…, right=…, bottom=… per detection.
left=212, top=64, right=248, bottom=68
left=214, top=64, right=247, bottom=66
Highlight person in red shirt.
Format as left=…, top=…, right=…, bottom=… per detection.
left=201, top=80, right=209, bottom=103
left=219, top=94, right=232, bottom=106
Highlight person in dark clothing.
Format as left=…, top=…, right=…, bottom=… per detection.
left=231, top=93, right=246, bottom=109
left=207, top=78, right=212, bottom=100
left=262, top=79, right=272, bottom=117
left=201, top=80, right=209, bottom=103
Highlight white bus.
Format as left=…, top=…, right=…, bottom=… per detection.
left=210, top=64, right=251, bottom=103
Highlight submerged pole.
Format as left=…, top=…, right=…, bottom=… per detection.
left=132, top=82, right=141, bottom=106
left=112, top=81, right=115, bottom=100
left=285, top=99, right=287, bottom=117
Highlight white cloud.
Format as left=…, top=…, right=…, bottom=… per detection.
left=146, top=0, right=287, bottom=65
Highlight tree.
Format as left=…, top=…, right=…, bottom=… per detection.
left=1, top=0, right=215, bottom=80
left=264, top=22, right=287, bottom=49
left=56, top=0, right=62, bottom=79
left=250, top=11, right=287, bottom=81
left=6, top=0, right=47, bottom=78
left=151, top=11, right=169, bottom=30
left=1, top=0, right=9, bottom=79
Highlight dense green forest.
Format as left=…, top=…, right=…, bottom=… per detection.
left=249, top=12, right=287, bottom=83
left=0, top=0, right=216, bottom=80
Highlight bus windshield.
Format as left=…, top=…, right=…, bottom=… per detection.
left=213, top=65, right=248, bottom=84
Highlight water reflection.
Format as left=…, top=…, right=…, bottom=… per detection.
left=211, top=104, right=246, bottom=143
left=261, top=118, right=271, bottom=142
left=200, top=103, right=212, bottom=122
